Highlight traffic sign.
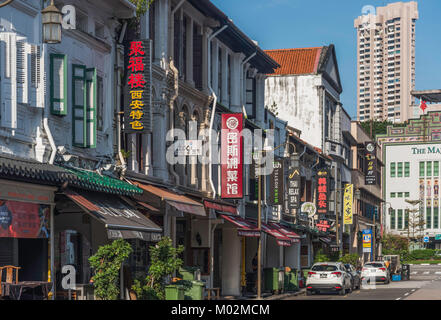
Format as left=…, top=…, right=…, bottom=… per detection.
left=423, top=236, right=430, bottom=243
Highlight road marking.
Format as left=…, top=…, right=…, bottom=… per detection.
left=411, top=272, right=418, bottom=274
left=423, top=272, right=430, bottom=274
left=421, top=264, right=430, bottom=266
left=404, top=293, right=410, bottom=296
left=435, top=272, right=441, bottom=274
left=396, top=297, right=401, bottom=300
left=411, top=289, right=416, bottom=292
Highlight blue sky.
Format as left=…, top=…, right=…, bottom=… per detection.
left=211, top=0, right=441, bottom=119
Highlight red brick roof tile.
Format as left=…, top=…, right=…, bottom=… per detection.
left=264, top=47, right=323, bottom=76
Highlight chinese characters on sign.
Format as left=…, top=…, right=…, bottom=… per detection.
left=269, top=160, right=284, bottom=205
left=365, top=142, right=377, bottom=185
left=316, top=169, right=329, bottom=215
left=316, top=219, right=330, bottom=232
left=343, top=184, right=353, bottom=225
left=362, top=229, right=372, bottom=253
left=287, top=157, right=301, bottom=216
left=221, top=114, right=243, bottom=199
left=124, top=40, right=152, bottom=133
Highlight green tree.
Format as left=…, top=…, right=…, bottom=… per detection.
left=129, top=0, right=155, bottom=16
left=132, top=237, right=184, bottom=300
left=339, top=254, right=360, bottom=267
left=88, top=239, right=133, bottom=300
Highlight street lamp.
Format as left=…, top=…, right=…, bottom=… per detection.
left=41, top=0, right=62, bottom=44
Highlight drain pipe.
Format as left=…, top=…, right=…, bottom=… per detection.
left=208, top=24, right=228, bottom=198
left=42, top=44, right=57, bottom=164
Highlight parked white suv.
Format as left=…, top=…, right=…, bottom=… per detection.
left=361, top=261, right=390, bottom=284
left=306, top=262, right=352, bottom=296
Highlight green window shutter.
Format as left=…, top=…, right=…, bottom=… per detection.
left=427, top=207, right=432, bottom=229
left=390, top=162, right=396, bottom=178
left=391, top=192, right=396, bottom=198
left=404, top=162, right=410, bottom=177
left=86, top=68, right=97, bottom=148
left=427, top=161, right=432, bottom=177
left=397, top=162, right=403, bottom=177
left=72, top=64, right=86, bottom=148
left=435, top=162, right=439, bottom=176
left=391, top=209, right=396, bottom=230
left=420, top=162, right=425, bottom=177
left=398, top=209, right=403, bottom=230
left=50, top=54, right=67, bottom=115
left=398, top=192, right=403, bottom=198
left=405, top=192, right=410, bottom=198
left=434, top=207, right=439, bottom=229
left=404, top=209, right=409, bottom=229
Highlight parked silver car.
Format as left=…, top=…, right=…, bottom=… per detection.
left=306, top=262, right=353, bottom=296
left=344, top=264, right=361, bottom=290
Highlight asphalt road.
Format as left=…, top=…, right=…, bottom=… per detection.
left=283, top=264, right=441, bottom=300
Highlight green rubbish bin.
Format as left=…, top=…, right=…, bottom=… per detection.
left=165, top=285, right=185, bottom=300
left=178, top=267, right=200, bottom=281
left=264, top=268, right=281, bottom=293
left=284, top=270, right=298, bottom=292
left=175, top=280, right=205, bottom=300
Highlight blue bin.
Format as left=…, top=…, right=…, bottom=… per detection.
left=392, top=275, right=401, bottom=281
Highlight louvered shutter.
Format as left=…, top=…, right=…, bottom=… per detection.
left=30, top=44, right=44, bottom=108
left=72, top=64, right=86, bottom=147
left=50, top=54, right=67, bottom=114
left=0, top=33, right=17, bottom=129
left=16, top=37, right=29, bottom=105
left=85, top=68, right=96, bottom=148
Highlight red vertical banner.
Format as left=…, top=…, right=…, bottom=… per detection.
left=221, top=113, right=243, bottom=199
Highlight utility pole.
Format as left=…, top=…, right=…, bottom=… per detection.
left=373, top=210, right=376, bottom=261
left=257, top=167, right=262, bottom=299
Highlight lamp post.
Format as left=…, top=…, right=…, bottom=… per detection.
left=41, top=0, right=62, bottom=44
left=0, top=0, right=14, bottom=8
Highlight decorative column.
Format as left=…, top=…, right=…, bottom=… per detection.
left=202, top=27, right=211, bottom=94
left=152, top=98, right=168, bottom=180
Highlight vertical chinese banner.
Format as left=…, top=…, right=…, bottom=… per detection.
left=287, top=158, right=301, bottom=216
left=343, top=184, right=353, bottom=225
left=365, top=142, right=376, bottom=185
left=316, top=169, right=329, bottom=215
left=221, top=114, right=243, bottom=199
left=124, top=39, right=152, bottom=133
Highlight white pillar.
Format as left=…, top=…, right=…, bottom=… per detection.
left=202, top=27, right=210, bottom=94
left=152, top=101, right=168, bottom=180
left=222, top=227, right=241, bottom=296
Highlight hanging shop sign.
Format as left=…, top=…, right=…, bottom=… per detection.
left=343, top=184, right=353, bottom=225
left=365, top=142, right=376, bottom=185
left=269, top=160, right=284, bottom=205
left=362, top=229, right=372, bottom=253
left=0, top=200, right=50, bottom=238
left=249, top=153, right=264, bottom=201
left=287, top=155, right=301, bottom=215
left=124, top=39, right=152, bottom=133
left=221, top=113, right=243, bottom=199
left=316, top=219, right=330, bottom=232
left=316, top=169, right=329, bottom=215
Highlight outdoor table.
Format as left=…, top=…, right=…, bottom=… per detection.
left=1, top=281, right=53, bottom=300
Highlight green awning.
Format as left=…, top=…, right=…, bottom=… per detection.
left=63, top=167, right=142, bottom=196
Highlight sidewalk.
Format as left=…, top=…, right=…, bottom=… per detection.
left=221, top=288, right=306, bottom=300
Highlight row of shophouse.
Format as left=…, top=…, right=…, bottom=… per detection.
left=0, top=0, right=384, bottom=299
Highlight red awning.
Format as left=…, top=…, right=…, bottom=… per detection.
left=220, top=214, right=260, bottom=237
left=270, top=223, right=301, bottom=243
left=204, top=200, right=237, bottom=215
left=261, top=222, right=292, bottom=247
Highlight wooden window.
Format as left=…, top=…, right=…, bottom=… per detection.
left=427, top=207, right=432, bottom=229
left=404, top=162, right=410, bottom=177
left=390, top=162, right=396, bottom=178
left=427, top=161, right=432, bottom=177
left=50, top=54, right=68, bottom=115
left=397, top=209, right=403, bottom=230
left=419, top=162, right=425, bottom=177
left=391, top=209, right=396, bottom=230
left=397, top=162, right=403, bottom=177
left=72, top=65, right=96, bottom=148
left=435, top=161, right=439, bottom=176
left=434, top=207, right=439, bottom=229
left=96, top=75, right=104, bottom=131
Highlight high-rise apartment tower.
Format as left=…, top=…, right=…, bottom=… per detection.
left=354, top=1, right=418, bottom=123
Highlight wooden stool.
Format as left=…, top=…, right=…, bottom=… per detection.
left=206, top=287, right=220, bottom=300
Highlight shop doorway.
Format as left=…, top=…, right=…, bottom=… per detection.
left=18, top=238, right=48, bottom=281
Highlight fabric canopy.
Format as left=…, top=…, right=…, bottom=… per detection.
left=220, top=214, right=260, bottom=237
left=133, top=181, right=206, bottom=216
left=269, top=222, right=301, bottom=243
left=64, top=189, right=162, bottom=241
left=204, top=200, right=237, bottom=215
left=260, top=222, right=292, bottom=247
